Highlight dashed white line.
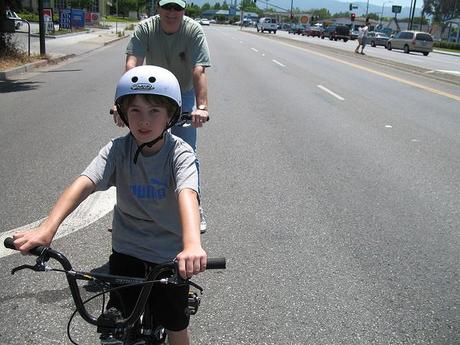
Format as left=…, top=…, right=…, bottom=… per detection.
left=251, top=48, right=259, bottom=52
left=317, top=85, right=345, bottom=101
left=272, top=59, right=286, bottom=67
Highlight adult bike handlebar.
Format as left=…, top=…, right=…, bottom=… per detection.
left=4, top=237, right=225, bottom=330
left=109, top=109, right=210, bottom=122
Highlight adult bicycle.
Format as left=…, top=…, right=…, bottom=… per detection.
left=4, top=237, right=225, bottom=345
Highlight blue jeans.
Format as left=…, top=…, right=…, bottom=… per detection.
left=171, top=89, right=197, bottom=150
left=171, top=89, right=201, bottom=196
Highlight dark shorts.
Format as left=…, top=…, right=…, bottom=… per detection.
left=107, top=250, right=190, bottom=332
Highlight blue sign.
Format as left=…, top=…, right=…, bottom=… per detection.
left=59, top=9, right=71, bottom=29
left=229, top=5, right=236, bottom=17
left=71, top=9, right=85, bottom=28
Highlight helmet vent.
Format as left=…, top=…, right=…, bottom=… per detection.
left=131, top=76, right=138, bottom=82
left=149, top=77, right=156, bottom=83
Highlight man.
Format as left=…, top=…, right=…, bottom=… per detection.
left=114, top=0, right=211, bottom=151
left=113, top=0, right=211, bottom=231
left=355, top=20, right=370, bottom=55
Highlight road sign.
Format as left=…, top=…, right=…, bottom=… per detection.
left=392, top=5, right=402, bottom=14
left=300, top=16, right=308, bottom=24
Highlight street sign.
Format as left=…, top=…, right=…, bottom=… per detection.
left=300, top=15, right=308, bottom=24
left=392, top=5, right=402, bottom=14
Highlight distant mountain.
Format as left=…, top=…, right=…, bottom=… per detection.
left=191, top=0, right=421, bottom=18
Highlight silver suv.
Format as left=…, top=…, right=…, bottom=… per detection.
left=386, top=30, right=433, bottom=56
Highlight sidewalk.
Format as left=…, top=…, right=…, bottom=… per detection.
left=0, top=27, right=129, bottom=80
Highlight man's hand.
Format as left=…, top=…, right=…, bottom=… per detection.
left=190, top=108, right=209, bottom=128
left=110, top=105, right=125, bottom=128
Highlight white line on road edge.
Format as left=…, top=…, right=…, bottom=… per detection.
left=251, top=48, right=259, bottom=52
left=0, top=188, right=116, bottom=258
left=436, top=70, right=460, bottom=76
left=317, top=85, right=345, bottom=101
left=272, top=59, right=286, bottom=67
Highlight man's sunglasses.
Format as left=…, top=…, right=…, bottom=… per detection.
left=160, top=3, right=184, bottom=11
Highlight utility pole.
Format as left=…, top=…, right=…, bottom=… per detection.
left=366, top=0, right=369, bottom=16
left=410, top=0, right=417, bottom=30
left=38, top=0, right=46, bottom=55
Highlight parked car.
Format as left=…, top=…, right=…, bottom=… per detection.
left=386, top=30, right=433, bottom=56
left=303, top=26, right=322, bottom=37
left=6, top=9, right=22, bottom=29
left=366, top=31, right=390, bottom=47
left=320, top=25, right=350, bottom=42
left=199, top=18, right=210, bottom=26
left=288, top=24, right=306, bottom=35
left=256, top=17, right=277, bottom=34
left=350, top=30, right=359, bottom=40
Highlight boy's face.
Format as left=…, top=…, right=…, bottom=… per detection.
left=126, top=95, right=170, bottom=148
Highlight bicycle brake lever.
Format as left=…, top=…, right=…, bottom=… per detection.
left=11, top=264, right=38, bottom=275
left=11, top=255, right=51, bottom=275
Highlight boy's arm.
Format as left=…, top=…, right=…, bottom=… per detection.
left=175, top=188, right=207, bottom=279
left=13, top=176, right=96, bottom=254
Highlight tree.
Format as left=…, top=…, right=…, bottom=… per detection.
left=366, top=12, right=379, bottom=20
left=423, top=0, right=460, bottom=22
left=185, top=3, right=201, bottom=18
left=201, top=2, right=211, bottom=12
left=309, top=8, right=331, bottom=19
left=222, top=1, right=229, bottom=10
left=213, top=2, right=221, bottom=10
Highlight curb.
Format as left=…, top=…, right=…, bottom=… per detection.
left=0, top=34, right=129, bottom=81
left=0, top=54, right=75, bottom=80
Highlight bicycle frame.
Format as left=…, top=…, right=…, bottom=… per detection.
left=4, top=237, right=225, bottom=343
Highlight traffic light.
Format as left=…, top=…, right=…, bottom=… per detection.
left=349, top=3, right=353, bottom=11
left=351, top=13, right=355, bottom=21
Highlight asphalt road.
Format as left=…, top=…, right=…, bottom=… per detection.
left=0, top=25, right=459, bottom=345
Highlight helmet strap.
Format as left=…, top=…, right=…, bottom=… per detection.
left=132, top=115, right=178, bottom=164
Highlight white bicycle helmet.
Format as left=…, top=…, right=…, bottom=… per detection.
left=114, top=65, right=182, bottom=163
left=115, top=65, right=182, bottom=127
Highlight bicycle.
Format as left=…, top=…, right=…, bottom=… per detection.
left=4, top=237, right=225, bottom=345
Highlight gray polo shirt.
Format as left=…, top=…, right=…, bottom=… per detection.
left=82, top=132, right=199, bottom=263
left=126, top=15, right=211, bottom=92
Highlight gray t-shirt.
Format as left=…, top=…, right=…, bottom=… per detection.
left=126, top=15, right=211, bottom=92
left=82, top=132, right=199, bottom=263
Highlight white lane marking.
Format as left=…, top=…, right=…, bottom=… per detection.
left=385, top=125, right=393, bottom=128
left=436, top=70, right=460, bottom=76
left=317, top=85, right=345, bottom=101
left=0, top=188, right=116, bottom=258
left=251, top=48, right=259, bottom=52
left=272, top=59, right=286, bottom=67
left=262, top=53, right=265, bottom=56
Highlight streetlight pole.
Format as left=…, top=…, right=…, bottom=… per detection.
left=366, top=0, right=369, bottom=16
left=380, top=1, right=392, bottom=26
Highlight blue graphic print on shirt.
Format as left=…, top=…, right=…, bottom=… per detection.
left=130, top=178, right=167, bottom=200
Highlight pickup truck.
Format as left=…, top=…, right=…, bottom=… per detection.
left=320, top=25, right=350, bottom=42
left=256, top=17, right=278, bottom=34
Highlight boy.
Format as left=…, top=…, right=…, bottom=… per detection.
left=12, top=65, right=207, bottom=345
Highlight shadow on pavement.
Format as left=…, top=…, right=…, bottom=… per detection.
left=0, top=79, right=43, bottom=93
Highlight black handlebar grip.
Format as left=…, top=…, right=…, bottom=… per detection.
left=4, top=237, right=47, bottom=256
left=206, top=257, right=226, bottom=269
left=4, top=237, right=16, bottom=250
left=181, top=114, right=210, bottom=122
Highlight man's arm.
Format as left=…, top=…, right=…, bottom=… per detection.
left=190, top=65, right=209, bottom=127
left=13, top=176, right=96, bottom=253
left=125, top=54, right=145, bottom=71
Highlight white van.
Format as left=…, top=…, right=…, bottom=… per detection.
left=256, top=17, right=277, bottom=34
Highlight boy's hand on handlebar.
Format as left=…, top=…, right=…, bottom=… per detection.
left=110, top=106, right=125, bottom=128
left=176, top=246, right=207, bottom=279
left=12, top=227, right=53, bottom=254
left=190, top=108, right=209, bottom=128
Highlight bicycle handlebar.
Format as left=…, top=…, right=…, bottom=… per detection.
left=109, top=109, right=210, bottom=122
left=4, top=237, right=225, bottom=329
